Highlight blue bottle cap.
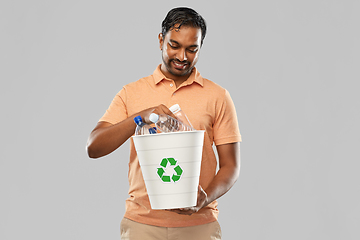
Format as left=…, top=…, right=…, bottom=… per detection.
left=134, top=116, right=143, bottom=125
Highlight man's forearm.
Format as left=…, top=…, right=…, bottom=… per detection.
left=204, top=164, right=240, bottom=206
left=87, top=104, right=175, bottom=159
left=204, top=142, right=241, bottom=207
left=86, top=117, right=136, bottom=158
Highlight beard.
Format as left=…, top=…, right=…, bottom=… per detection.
left=162, top=56, right=193, bottom=77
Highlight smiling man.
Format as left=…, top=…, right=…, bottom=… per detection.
left=87, top=7, right=241, bottom=240
left=160, top=24, right=201, bottom=85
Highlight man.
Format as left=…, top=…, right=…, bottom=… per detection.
left=87, top=7, right=241, bottom=240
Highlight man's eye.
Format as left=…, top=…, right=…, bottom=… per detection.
left=169, top=44, right=179, bottom=49
left=188, top=48, right=198, bottom=53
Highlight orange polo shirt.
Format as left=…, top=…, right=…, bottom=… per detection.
left=99, top=65, right=241, bottom=227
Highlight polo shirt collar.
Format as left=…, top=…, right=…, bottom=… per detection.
left=153, top=64, right=204, bottom=87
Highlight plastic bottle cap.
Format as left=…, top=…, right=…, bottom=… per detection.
left=169, top=104, right=181, bottom=114
left=149, top=113, right=159, bottom=123
left=134, top=116, right=143, bottom=125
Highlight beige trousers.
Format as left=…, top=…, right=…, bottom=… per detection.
left=120, top=218, right=222, bottom=240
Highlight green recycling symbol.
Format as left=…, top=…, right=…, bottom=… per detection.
left=157, top=157, right=183, bottom=183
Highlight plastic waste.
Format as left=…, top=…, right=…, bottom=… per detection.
left=148, top=113, right=193, bottom=133
left=169, top=104, right=194, bottom=130
left=134, top=116, right=157, bottom=135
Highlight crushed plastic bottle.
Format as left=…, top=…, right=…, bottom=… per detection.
left=169, top=104, right=194, bottom=130
left=134, top=116, right=157, bottom=135
left=148, top=113, right=193, bottom=133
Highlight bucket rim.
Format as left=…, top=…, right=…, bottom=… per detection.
left=132, top=130, right=205, bottom=139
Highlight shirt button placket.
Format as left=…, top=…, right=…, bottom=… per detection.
left=169, top=82, right=176, bottom=95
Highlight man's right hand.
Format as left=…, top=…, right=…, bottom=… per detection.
left=86, top=104, right=175, bottom=159
left=139, top=104, right=176, bottom=124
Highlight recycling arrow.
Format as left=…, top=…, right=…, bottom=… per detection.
left=157, top=157, right=183, bottom=183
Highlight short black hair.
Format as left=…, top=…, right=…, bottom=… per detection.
left=162, top=7, right=207, bottom=46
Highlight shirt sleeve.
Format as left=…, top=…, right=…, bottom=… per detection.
left=99, top=88, right=128, bottom=125
left=213, top=89, right=242, bottom=145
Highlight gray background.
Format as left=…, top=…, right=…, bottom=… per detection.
left=1, top=0, right=359, bottom=239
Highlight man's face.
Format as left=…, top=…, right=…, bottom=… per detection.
left=159, top=26, right=202, bottom=82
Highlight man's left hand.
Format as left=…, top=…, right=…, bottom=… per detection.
left=166, top=185, right=208, bottom=215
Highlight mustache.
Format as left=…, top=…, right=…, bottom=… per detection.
left=171, top=59, right=189, bottom=65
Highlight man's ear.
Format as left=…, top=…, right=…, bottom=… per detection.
left=158, top=33, right=163, bottom=50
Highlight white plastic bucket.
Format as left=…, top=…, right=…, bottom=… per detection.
left=132, top=130, right=204, bottom=209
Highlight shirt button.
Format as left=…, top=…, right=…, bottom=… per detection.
left=170, top=83, right=173, bottom=87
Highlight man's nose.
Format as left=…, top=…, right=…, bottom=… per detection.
left=176, top=48, right=187, bottom=62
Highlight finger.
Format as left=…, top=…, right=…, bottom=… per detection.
left=172, top=210, right=194, bottom=215
left=166, top=208, right=188, bottom=212
left=165, top=208, right=195, bottom=215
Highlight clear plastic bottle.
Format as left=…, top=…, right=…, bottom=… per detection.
left=134, top=116, right=157, bottom=135
left=148, top=113, right=193, bottom=133
left=169, top=104, right=194, bottom=130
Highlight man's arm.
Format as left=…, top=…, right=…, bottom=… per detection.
left=86, top=118, right=136, bottom=159
left=169, top=142, right=240, bottom=215
left=86, top=104, right=175, bottom=159
left=204, top=142, right=241, bottom=204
